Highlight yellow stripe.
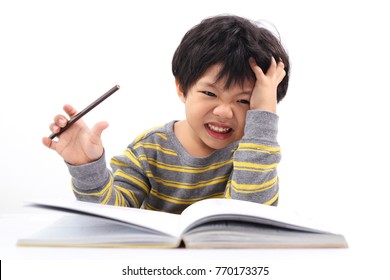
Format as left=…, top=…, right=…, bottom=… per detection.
left=147, top=173, right=229, bottom=189
left=115, top=185, right=139, bottom=208
left=109, top=158, right=129, bottom=168
left=234, top=161, right=278, bottom=171
left=134, top=142, right=178, bottom=156
left=231, top=176, right=277, bottom=193
left=224, top=181, right=232, bottom=199
left=114, top=188, right=120, bottom=206
left=133, top=125, right=164, bottom=143
left=150, top=189, right=224, bottom=205
left=71, top=174, right=113, bottom=197
left=238, top=143, right=281, bottom=153
left=101, top=187, right=112, bottom=204
left=144, top=203, right=159, bottom=211
left=139, top=155, right=233, bottom=173
left=114, top=169, right=150, bottom=194
left=233, top=167, right=271, bottom=173
left=122, top=148, right=142, bottom=168
left=237, top=149, right=277, bottom=155
left=155, top=133, right=168, bottom=141
left=117, top=189, right=126, bottom=207
left=264, top=190, right=279, bottom=205
left=144, top=203, right=181, bottom=214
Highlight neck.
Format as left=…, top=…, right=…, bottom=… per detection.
left=173, top=120, right=215, bottom=157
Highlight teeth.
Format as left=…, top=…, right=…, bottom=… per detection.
left=207, top=124, right=232, bottom=133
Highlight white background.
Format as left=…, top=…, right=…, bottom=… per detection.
left=1, top=0, right=390, bottom=278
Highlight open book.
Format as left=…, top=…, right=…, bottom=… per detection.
left=17, top=198, right=347, bottom=249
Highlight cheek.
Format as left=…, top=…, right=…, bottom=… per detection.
left=185, top=102, right=206, bottom=125
left=234, top=107, right=249, bottom=134
left=235, top=106, right=249, bottom=122
left=186, top=99, right=212, bottom=117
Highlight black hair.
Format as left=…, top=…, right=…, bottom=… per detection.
left=172, top=15, right=290, bottom=102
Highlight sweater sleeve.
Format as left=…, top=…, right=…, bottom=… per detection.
left=67, top=147, right=150, bottom=208
left=225, top=110, right=281, bottom=206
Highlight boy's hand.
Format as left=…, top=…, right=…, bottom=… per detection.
left=249, top=57, right=286, bottom=113
left=42, top=104, right=108, bottom=166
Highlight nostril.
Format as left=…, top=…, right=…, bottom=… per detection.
left=213, top=104, right=233, bottom=118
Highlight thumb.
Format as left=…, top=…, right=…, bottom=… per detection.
left=90, top=121, right=109, bottom=141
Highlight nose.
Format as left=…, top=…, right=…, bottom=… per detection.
left=213, top=103, right=233, bottom=119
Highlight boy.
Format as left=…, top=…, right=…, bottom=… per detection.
left=43, top=14, right=289, bottom=214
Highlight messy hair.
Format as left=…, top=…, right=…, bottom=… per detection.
left=172, top=15, right=290, bottom=102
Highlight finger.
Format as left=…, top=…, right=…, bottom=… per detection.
left=53, top=114, right=68, bottom=128
left=276, top=61, right=286, bottom=82
left=63, top=104, right=78, bottom=118
left=49, top=122, right=61, bottom=134
left=277, top=59, right=285, bottom=70
left=265, top=57, right=278, bottom=76
left=248, top=57, right=265, bottom=79
left=278, top=68, right=286, bottom=82
left=42, top=136, right=57, bottom=151
left=90, top=121, right=109, bottom=142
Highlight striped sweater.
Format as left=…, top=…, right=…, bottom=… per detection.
left=67, top=110, right=281, bottom=214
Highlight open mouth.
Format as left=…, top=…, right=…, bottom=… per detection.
left=207, top=123, right=232, bottom=133
left=205, top=123, right=233, bottom=139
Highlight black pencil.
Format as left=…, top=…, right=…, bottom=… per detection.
left=48, top=85, right=120, bottom=139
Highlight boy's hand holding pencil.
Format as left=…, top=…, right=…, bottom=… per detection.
left=42, top=85, right=120, bottom=166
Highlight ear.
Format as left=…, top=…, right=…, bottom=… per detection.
left=175, top=79, right=186, bottom=103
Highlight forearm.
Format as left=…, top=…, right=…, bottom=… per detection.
left=66, top=153, right=113, bottom=204
left=226, top=110, right=281, bottom=205
left=67, top=149, right=149, bottom=208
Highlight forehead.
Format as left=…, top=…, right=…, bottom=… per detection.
left=197, top=64, right=254, bottom=91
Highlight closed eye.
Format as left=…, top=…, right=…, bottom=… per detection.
left=237, top=99, right=250, bottom=105
left=202, top=91, right=217, bottom=97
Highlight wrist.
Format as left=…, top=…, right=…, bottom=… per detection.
left=243, top=110, right=279, bottom=143
left=250, top=100, right=277, bottom=113
left=65, top=148, right=104, bottom=166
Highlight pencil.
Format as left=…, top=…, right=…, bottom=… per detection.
left=48, top=85, right=120, bottom=139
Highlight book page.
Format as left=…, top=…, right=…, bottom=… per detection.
left=182, top=220, right=347, bottom=248
left=179, top=198, right=332, bottom=235
left=18, top=214, right=180, bottom=248
left=26, top=199, right=182, bottom=238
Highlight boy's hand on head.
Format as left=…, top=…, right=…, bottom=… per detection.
left=42, top=104, right=108, bottom=166
left=249, top=57, right=286, bottom=113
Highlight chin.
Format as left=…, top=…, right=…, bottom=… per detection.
left=205, top=139, right=234, bottom=151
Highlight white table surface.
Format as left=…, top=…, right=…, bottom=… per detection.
left=0, top=213, right=387, bottom=280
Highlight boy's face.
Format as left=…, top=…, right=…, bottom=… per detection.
left=176, top=64, right=254, bottom=156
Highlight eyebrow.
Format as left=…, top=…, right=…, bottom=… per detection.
left=197, top=81, right=252, bottom=95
